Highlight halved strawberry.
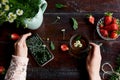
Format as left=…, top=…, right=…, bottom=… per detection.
left=110, top=31, right=118, bottom=39
left=104, top=12, right=113, bottom=25
left=61, top=44, right=69, bottom=51
left=11, top=33, right=20, bottom=40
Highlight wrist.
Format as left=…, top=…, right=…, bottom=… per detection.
left=89, top=73, right=101, bottom=80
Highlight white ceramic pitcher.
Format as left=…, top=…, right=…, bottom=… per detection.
left=24, top=0, right=47, bottom=30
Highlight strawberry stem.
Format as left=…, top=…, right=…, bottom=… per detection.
left=104, top=12, right=113, bottom=16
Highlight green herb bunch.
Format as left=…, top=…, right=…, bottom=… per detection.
left=0, top=0, right=40, bottom=27
left=110, top=55, right=120, bottom=80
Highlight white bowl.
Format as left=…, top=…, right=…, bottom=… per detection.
left=96, top=17, right=117, bottom=40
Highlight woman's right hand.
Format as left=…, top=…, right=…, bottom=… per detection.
left=86, top=42, right=102, bottom=80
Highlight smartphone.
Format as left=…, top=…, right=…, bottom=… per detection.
left=26, top=33, right=54, bottom=66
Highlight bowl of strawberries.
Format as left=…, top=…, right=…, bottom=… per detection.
left=97, top=12, right=120, bottom=40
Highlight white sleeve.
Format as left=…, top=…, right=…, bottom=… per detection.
left=5, top=55, right=29, bottom=80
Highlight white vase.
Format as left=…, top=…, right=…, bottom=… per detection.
left=24, top=0, right=47, bottom=30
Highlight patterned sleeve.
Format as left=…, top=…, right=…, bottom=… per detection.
left=5, top=55, right=29, bottom=80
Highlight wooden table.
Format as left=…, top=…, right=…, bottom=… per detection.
left=1, top=0, right=120, bottom=80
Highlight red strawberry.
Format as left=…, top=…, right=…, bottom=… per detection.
left=112, top=18, right=117, bottom=24
left=0, top=66, right=5, bottom=74
left=61, top=44, right=69, bottom=51
left=87, top=14, right=95, bottom=24
left=105, top=23, right=119, bottom=31
left=11, top=33, right=20, bottom=40
left=110, top=31, right=118, bottom=39
left=104, top=12, right=113, bottom=25
left=100, top=29, right=108, bottom=37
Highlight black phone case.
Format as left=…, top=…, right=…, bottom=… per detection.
left=26, top=33, right=54, bottom=66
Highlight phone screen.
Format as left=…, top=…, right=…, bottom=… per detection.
left=26, top=33, right=54, bottom=66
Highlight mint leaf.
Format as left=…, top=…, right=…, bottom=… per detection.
left=71, top=18, right=78, bottom=30
left=55, top=3, right=65, bottom=9
left=50, top=41, right=55, bottom=50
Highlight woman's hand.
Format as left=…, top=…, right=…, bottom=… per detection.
left=14, top=32, right=32, bottom=57
left=86, top=42, right=102, bottom=80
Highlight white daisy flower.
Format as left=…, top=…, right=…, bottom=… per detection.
left=7, top=17, right=14, bottom=23
left=2, top=0, right=9, bottom=4
left=0, top=3, right=2, bottom=8
left=0, top=11, right=5, bottom=16
left=8, top=12, right=17, bottom=20
left=4, top=4, right=9, bottom=11
left=16, top=9, right=24, bottom=16
left=74, top=40, right=83, bottom=48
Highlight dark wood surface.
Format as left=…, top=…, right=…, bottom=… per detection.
left=1, top=0, right=120, bottom=80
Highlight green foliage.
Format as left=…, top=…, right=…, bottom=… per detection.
left=110, top=55, right=120, bottom=80
left=71, top=17, right=78, bottom=30
left=0, top=0, right=40, bottom=27
left=50, top=41, right=55, bottom=50
left=55, top=3, right=66, bottom=9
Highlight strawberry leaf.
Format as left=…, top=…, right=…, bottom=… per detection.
left=71, top=17, right=78, bottom=30
left=104, top=12, right=113, bottom=16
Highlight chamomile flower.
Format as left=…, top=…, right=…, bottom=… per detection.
left=0, top=11, right=5, bottom=16
left=7, top=12, right=17, bottom=23
left=4, top=4, right=9, bottom=11
left=8, top=12, right=17, bottom=20
left=0, top=3, right=2, bottom=8
left=74, top=40, right=83, bottom=48
left=7, top=17, right=14, bottom=23
left=2, top=0, right=9, bottom=5
left=16, top=9, right=24, bottom=16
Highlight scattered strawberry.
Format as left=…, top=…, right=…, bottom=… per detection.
left=110, top=31, right=118, bottom=39
left=100, top=29, right=108, bottom=37
left=11, top=33, right=20, bottom=40
left=61, top=44, right=69, bottom=51
left=0, top=66, right=5, bottom=74
left=87, top=14, right=95, bottom=24
left=104, top=12, right=113, bottom=25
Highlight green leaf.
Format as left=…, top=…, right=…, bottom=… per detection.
left=75, top=36, right=81, bottom=41
left=50, top=41, right=55, bottom=50
left=71, top=18, right=78, bottom=30
left=55, top=3, right=65, bottom=9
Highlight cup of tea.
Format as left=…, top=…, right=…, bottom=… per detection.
left=69, top=34, right=90, bottom=58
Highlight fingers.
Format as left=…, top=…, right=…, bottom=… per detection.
left=88, top=42, right=101, bottom=58
left=89, top=42, right=101, bottom=59
left=14, top=32, right=32, bottom=47
left=19, top=32, right=32, bottom=42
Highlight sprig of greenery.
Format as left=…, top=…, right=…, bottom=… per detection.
left=55, top=3, right=67, bottom=9
left=50, top=41, right=55, bottom=50
left=71, top=17, right=78, bottom=30
left=110, top=55, right=120, bottom=80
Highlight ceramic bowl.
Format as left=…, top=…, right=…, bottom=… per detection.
left=96, top=17, right=119, bottom=40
